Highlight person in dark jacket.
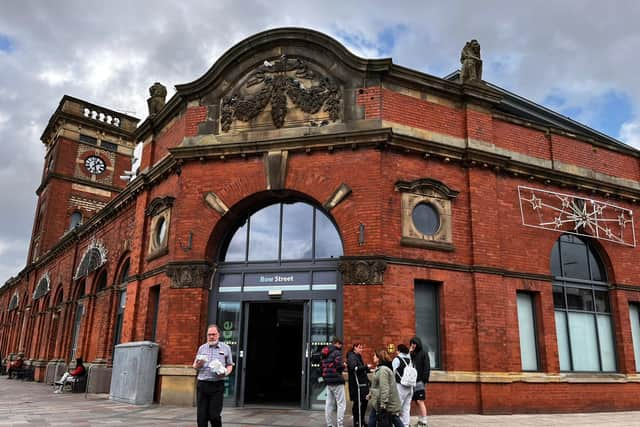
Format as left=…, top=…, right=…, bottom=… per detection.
left=409, top=337, right=431, bottom=427
left=7, top=354, right=23, bottom=378
left=322, top=336, right=346, bottom=427
left=347, top=343, right=370, bottom=427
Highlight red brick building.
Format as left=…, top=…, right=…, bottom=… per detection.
left=2, top=27, right=640, bottom=414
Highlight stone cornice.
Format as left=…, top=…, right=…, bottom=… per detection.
left=36, top=172, right=124, bottom=196
left=170, top=126, right=391, bottom=160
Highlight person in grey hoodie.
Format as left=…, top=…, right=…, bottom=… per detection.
left=410, top=336, right=431, bottom=427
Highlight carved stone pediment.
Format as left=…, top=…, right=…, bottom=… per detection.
left=338, top=258, right=387, bottom=285
left=220, top=54, right=341, bottom=132
left=166, top=262, right=212, bottom=289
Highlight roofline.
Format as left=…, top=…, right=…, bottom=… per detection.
left=40, top=95, right=140, bottom=143
left=445, top=70, right=636, bottom=152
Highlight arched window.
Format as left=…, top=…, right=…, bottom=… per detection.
left=119, top=259, right=130, bottom=286
left=69, top=211, right=83, bottom=230
left=75, top=245, right=107, bottom=280
left=222, top=202, right=343, bottom=262
left=33, top=274, right=50, bottom=300
left=95, top=270, right=108, bottom=292
left=551, top=234, right=615, bottom=372
left=8, top=293, right=19, bottom=311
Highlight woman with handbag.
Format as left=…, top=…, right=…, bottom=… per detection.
left=366, top=349, right=403, bottom=427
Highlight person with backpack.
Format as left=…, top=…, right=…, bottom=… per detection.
left=392, top=344, right=414, bottom=427
left=322, top=336, right=346, bottom=427
left=347, top=343, right=371, bottom=427
left=409, top=337, right=431, bottom=427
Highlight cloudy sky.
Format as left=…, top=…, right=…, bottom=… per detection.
left=1, top=1, right=639, bottom=285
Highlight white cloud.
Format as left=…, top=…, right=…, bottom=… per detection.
left=0, top=111, right=9, bottom=128
left=38, top=67, right=74, bottom=86
left=620, top=121, right=640, bottom=149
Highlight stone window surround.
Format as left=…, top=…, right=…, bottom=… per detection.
left=396, top=178, right=459, bottom=251
left=146, top=196, right=174, bottom=261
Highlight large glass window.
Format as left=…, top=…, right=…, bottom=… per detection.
left=113, top=259, right=129, bottom=349
left=113, top=290, right=127, bottom=347
left=414, top=281, right=440, bottom=368
left=517, top=292, right=539, bottom=371
left=69, top=302, right=84, bottom=361
left=552, top=234, right=615, bottom=372
left=630, top=304, right=640, bottom=372
left=223, top=202, right=342, bottom=262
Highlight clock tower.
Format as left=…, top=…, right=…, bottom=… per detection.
left=29, top=96, right=139, bottom=263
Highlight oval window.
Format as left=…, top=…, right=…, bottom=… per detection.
left=155, top=217, right=168, bottom=246
left=412, top=202, right=440, bottom=235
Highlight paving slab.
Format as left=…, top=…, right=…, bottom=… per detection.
left=1, top=377, right=639, bottom=426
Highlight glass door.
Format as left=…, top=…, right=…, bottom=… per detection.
left=216, top=301, right=241, bottom=405
left=304, top=299, right=336, bottom=410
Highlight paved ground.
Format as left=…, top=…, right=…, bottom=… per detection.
left=1, top=376, right=640, bottom=426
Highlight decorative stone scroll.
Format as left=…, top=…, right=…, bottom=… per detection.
left=220, top=54, right=341, bottom=131
left=338, top=259, right=387, bottom=285
left=518, top=186, right=635, bottom=247
left=167, top=262, right=212, bottom=289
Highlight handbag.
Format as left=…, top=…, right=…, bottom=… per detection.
left=376, top=409, right=393, bottom=427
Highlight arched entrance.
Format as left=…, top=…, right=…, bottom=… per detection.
left=209, top=200, right=343, bottom=409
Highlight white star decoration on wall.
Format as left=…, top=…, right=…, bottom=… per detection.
left=518, top=186, right=636, bottom=247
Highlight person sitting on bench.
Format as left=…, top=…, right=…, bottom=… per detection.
left=7, top=355, right=23, bottom=378
left=53, top=357, right=85, bottom=393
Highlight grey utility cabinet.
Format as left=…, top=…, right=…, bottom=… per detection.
left=110, top=341, right=159, bottom=405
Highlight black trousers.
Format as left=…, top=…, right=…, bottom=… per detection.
left=197, top=380, right=224, bottom=427
left=352, top=386, right=369, bottom=427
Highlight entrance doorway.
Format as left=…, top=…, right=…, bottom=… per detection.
left=244, top=302, right=303, bottom=405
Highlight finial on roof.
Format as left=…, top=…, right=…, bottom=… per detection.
left=460, top=39, right=482, bottom=83
left=147, top=82, right=167, bottom=115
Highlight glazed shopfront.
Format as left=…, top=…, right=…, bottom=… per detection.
left=209, top=200, right=343, bottom=409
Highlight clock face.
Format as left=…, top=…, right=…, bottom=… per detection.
left=84, top=156, right=106, bottom=175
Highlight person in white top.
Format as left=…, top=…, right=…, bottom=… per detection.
left=392, top=344, right=413, bottom=427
